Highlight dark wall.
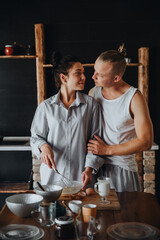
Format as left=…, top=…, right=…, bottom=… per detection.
left=0, top=0, right=160, bottom=201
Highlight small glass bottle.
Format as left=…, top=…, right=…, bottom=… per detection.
left=39, top=202, right=55, bottom=227
left=55, top=216, right=75, bottom=239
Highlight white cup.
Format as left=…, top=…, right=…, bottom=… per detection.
left=94, top=177, right=110, bottom=197
left=68, top=200, right=82, bottom=215
left=94, top=177, right=110, bottom=205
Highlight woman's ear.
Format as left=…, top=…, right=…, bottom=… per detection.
left=60, top=73, right=67, bottom=84
left=114, top=75, right=121, bottom=82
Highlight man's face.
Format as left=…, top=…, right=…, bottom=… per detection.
left=92, top=59, right=115, bottom=87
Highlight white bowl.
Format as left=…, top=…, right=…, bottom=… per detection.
left=34, top=184, right=63, bottom=202
left=54, top=180, right=83, bottom=195
left=6, top=193, right=43, bottom=218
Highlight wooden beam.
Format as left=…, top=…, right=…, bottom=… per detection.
left=35, top=24, right=46, bottom=105
left=43, top=63, right=139, bottom=68
left=0, top=55, right=36, bottom=59
left=138, top=47, right=149, bottom=104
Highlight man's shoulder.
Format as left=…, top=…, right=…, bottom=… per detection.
left=88, top=86, right=101, bottom=97
left=88, top=87, right=94, bottom=96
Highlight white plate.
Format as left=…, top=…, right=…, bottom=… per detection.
left=0, top=224, right=40, bottom=240
left=106, top=222, right=160, bottom=240
left=30, top=228, right=44, bottom=240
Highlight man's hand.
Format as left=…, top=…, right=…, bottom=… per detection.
left=87, top=135, right=108, bottom=155
left=40, top=144, right=56, bottom=169
left=81, top=167, right=93, bottom=189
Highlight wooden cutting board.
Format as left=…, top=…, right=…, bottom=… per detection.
left=59, top=189, right=120, bottom=210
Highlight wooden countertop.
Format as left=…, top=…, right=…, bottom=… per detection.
left=0, top=191, right=160, bottom=239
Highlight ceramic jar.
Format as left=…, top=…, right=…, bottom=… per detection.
left=5, top=45, right=14, bottom=55
left=55, top=216, right=75, bottom=239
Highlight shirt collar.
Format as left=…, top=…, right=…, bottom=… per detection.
left=50, top=91, right=61, bottom=104
left=50, top=91, right=86, bottom=107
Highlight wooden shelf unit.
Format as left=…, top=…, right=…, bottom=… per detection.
left=0, top=55, right=36, bottom=59
left=34, top=23, right=149, bottom=105
left=43, top=63, right=139, bottom=68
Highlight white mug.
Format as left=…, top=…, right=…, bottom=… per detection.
left=68, top=200, right=82, bottom=215
left=94, top=177, right=110, bottom=197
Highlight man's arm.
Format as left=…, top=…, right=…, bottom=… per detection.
left=87, top=90, right=153, bottom=155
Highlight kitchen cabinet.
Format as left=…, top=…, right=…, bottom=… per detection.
left=0, top=53, right=36, bottom=195
left=0, top=137, right=33, bottom=194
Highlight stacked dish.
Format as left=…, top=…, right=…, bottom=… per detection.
left=34, top=184, right=63, bottom=202
left=106, top=222, right=160, bottom=240
left=0, top=224, right=44, bottom=240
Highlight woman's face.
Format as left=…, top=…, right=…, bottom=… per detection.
left=65, top=62, right=86, bottom=91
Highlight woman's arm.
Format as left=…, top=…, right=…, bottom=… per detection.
left=30, top=102, right=56, bottom=169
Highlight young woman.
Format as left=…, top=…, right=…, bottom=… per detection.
left=30, top=53, right=104, bottom=187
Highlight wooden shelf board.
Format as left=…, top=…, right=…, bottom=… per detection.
left=0, top=182, right=30, bottom=193
left=0, top=55, right=36, bottom=59
left=126, top=63, right=139, bottom=66
left=43, top=63, right=139, bottom=68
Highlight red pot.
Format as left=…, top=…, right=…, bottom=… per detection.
left=5, top=45, right=14, bottom=55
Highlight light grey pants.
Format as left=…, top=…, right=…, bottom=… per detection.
left=103, top=164, right=141, bottom=192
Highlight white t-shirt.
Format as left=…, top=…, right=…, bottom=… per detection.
left=91, top=86, right=138, bottom=172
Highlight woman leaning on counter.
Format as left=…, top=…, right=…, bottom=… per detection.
left=30, top=52, right=104, bottom=188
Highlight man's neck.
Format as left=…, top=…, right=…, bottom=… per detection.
left=101, top=80, right=130, bottom=100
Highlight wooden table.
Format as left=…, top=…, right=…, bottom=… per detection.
left=0, top=191, right=160, bottom=239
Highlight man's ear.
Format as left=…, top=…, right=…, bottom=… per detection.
left=60, top=73, right=67, bottom=84
left=114, top=75, right=121, bottom=82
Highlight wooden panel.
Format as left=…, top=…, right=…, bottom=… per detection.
left=138, top=47, right=149, bottom=104
left=59, top=189, right=120, bottom=210
left=43, top=63, right=138, bottom=68
left=35, top=24, right=46, bottom=105
left=0, top=182, right=30, bottom=193
left=0, top=55, right=36, bottom=59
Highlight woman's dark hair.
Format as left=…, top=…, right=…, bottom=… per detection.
left=51, top=51, right=81, bottom=89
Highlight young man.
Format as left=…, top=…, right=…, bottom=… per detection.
left=82, top=50, right=153, bottom=191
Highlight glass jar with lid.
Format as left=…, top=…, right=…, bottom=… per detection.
left=55, top=216, right=75, bottom=239
left=5, top=45, right=14, bottom=55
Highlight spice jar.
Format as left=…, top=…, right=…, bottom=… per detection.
left=55, top=216, right=75, bottom=239
left=5, top=45, right=14, bottom=55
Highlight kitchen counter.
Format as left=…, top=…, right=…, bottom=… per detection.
left=0, top=137, right=31, bottom=151
left=0, top=191, right=160, bottom=239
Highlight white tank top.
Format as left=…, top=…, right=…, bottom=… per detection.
left=91, top=86, right=138, bottom=172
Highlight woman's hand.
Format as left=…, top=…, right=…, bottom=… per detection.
left=81, top=167, right=93, bottom=189
left=40, top=144, right=56, bottom=169
left=87, top=135, right=108, bottom=155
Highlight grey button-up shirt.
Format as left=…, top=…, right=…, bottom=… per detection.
left=30, top=91, right=104, bottom=184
